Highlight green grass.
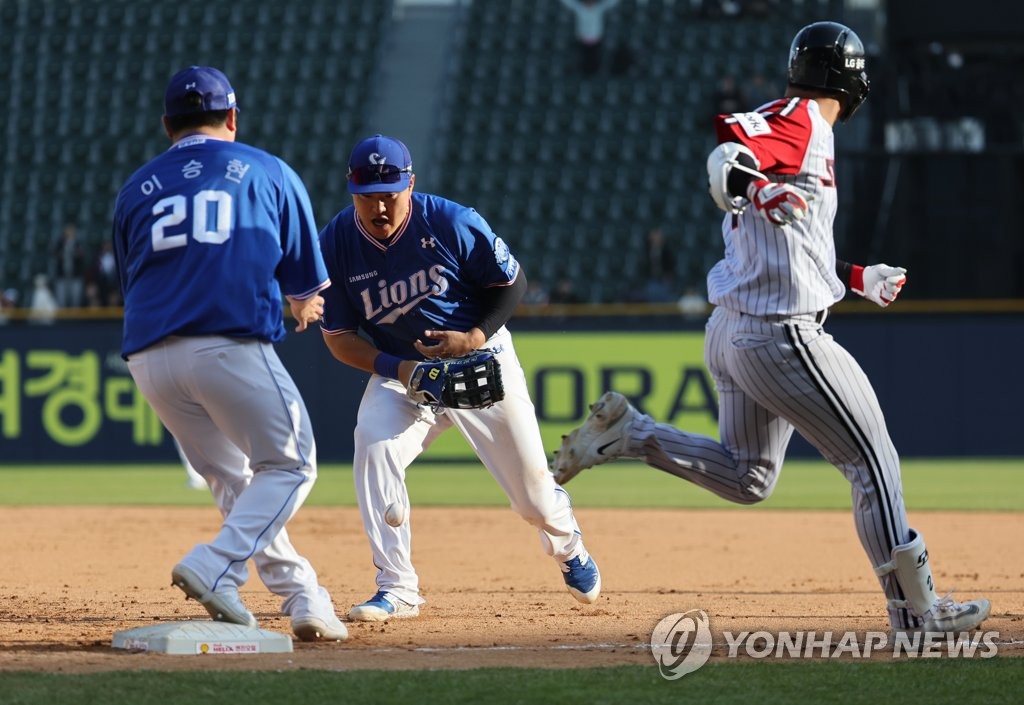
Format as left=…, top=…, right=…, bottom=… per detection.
left=0, top=458, right=1020, bottom=510
left=0, top=660, right=1019, bottom=705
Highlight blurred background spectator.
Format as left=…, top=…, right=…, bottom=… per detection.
left=638, top=227, right=679, bottom=303
left=522, top=279, right=552, bottom=306
left=0, top=288, right=18, bottom=325
left=742, top=70, right=777, bottom=109
left=50, top=222, right=86, bottom=309
left=558, top=0, right=623, bottom=76
left=712, top=74, right=744, bottom=116
left=677, top=286, right=707, bottom=321
left=698, top=0, right=742, bottom=20
left=85, top=241, right=122, bottom=308
left=28, top=274, right=58, bottom=325
left=550, top=277, right=584, bottom=305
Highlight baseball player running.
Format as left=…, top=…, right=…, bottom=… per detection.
left=318, top=135, right=601, bottom=621
left=113, top=66, right=347, bottom=641
left=553, top=23, right=991, bottom=635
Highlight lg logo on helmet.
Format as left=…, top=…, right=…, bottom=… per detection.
left=844, top=57, right=865, bottom=69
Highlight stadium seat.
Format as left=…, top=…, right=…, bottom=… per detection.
left=432, top=0, right=804, bottom=300
left=0, top=0, right=393, bottom=297
left=0, top=0, right=809, bottom=302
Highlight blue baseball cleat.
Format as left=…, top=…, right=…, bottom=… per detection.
left=349, top=590, right=421, bottom=622
left=561, top=550, right=602, bottom=604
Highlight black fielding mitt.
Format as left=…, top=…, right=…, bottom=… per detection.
left=407, top=349, right=505, bottom=410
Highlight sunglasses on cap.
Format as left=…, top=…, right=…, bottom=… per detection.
left=346, top=163, right=412, bottom=186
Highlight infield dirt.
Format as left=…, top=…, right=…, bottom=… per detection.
left=1, top=507, right=1020, bottom=672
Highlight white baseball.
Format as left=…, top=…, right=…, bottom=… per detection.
left=384, top=502, right=406, bottom=527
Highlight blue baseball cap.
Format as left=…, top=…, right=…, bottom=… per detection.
left=164, top=66, right=238, bottom=118
left=347, top=134, right=413, bottom=194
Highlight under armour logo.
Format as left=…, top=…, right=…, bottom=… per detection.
left=421, top=237, right=436, bottom=248
left=369, top=152, right=387, bottom=165
left=185, top=81, right=197, bottom=90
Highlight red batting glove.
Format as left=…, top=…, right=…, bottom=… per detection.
left=850, top=264, right=908, bottom=307
left=746, top=179, right=813, bottom=226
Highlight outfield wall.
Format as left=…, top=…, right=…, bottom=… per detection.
left=1, top=313, right=1022, bottom=463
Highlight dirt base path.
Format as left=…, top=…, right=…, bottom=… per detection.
left=1, top=507, right=1020, bottom=672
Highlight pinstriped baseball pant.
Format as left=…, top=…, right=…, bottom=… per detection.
left=624, top=306, right=920, bottom=629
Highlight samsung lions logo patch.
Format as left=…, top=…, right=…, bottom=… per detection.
left=493, top=238, right=510, bottom=265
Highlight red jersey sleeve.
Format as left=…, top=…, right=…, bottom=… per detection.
left=713, top=98, right=812, bottom=176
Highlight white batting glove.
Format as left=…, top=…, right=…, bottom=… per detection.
left=851, top=264, right=907, bottom=307
left=746, top=179, right=813, bottom=226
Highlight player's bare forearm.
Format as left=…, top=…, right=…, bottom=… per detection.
left=413, top=328, right=486, bottom=359
left=321, top=330, right=420, bottom=387
left=287, top=295, right=325, bottom=332
left=321, top=330, right=379, bottom=370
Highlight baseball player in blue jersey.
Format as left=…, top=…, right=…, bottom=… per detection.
left=553, top=23, right=991, bottom=637
left=318, top=135, right=601, bottom=621
left=113, top=66, right=347, bottom=641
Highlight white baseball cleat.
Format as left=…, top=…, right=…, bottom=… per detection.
left=171, top=563, right=257, bottom=628
left=551, top=391, right=636, bottom=485
left=288, top=586, right=349, bottom=641
left=890, top=594, right=992, bottom=649
left=920, top=594, right=992, bottom=633
left=291, top=614, right=349, bottom=642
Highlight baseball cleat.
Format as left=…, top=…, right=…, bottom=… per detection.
left=287, top=586, right=348, bottom=641
left=561, top=549, right=601, bottom=604
left=890, top=594, right=993, bottom=647
left=348, top=591, right=420, bottom=622
left=551, top=391, right=635, bottom=485
left=291, top=614, right=349, bottom=642
left=920, top=594, right=992, bottom=633
left=171, top=563, right=257, bottom=628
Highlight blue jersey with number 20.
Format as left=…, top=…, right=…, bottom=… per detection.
left=113, top=135, right=330, bottom=357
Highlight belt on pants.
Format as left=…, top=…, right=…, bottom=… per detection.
left=747, top=310, right=828, bottom=324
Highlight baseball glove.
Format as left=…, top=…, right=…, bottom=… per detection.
left=407, top=349, right=505, bottom=411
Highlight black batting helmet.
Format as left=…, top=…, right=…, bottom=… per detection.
left=787, top=21, right=870, bottom=122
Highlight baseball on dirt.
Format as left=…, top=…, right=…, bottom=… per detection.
left=384, top=502, right=406, bottom=527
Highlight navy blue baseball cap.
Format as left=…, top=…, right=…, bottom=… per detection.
left=164, top=66, right=238, bottom=118
left=347, top=134, right=413, bottom=194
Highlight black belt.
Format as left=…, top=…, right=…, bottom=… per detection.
left=751, top=310, right=828, bottom=324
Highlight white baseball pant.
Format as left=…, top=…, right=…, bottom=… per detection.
left=128, top=335, right=330, bottom=618
left=352, top=328, right=584, bottom=605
